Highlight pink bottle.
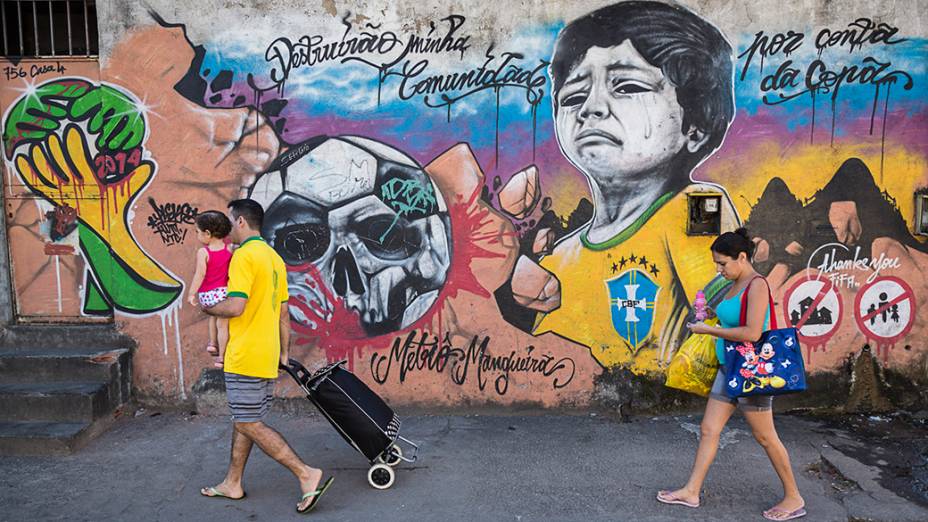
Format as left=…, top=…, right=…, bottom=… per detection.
left=694, top=290, right=707, bottom=322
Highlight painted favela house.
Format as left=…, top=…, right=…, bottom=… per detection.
left=1, top=0, right=926, bottom=413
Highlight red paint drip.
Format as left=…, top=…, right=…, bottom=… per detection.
left=804, top=343, right=827, bottom=365
left=865, top=338, right=894, bottom=362
left=286, top=262, right=368, bottom=371
left=436, top=189, right=508, bottom=301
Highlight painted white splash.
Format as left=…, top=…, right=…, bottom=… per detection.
left=54, top=255, right=62, bottom=313
left=5, top=160, right=13, bottom=196
left=154, top=303, right=187, bottom=399
left=160, top=312, right=169, bottom=355
left=170, top=306, right=187, bottom=400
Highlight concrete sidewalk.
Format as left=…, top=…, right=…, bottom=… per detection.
left=1, top=409, right=926, bottom=521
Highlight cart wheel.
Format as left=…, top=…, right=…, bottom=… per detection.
left=368, top=463, right=395, bottom=490
left=384, top=444, right=403, bottom=467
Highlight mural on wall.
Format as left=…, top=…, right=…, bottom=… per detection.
left=250, top=135, right=452, bottom=338
left=1, top=0, right=926, bottom=403
left=2, top=79, right=183, bottom=315
left=521, top=2, right=740, bottom=374
left=146, top=198, right=198, bottom=247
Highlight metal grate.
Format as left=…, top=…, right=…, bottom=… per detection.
left=2, top=0, right=99, bottom=58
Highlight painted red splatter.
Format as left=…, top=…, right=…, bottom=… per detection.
left=287, top=183, right=515, bottom=370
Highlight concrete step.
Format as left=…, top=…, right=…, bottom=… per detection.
left=0, top=324, right=134, bottom=454
left=0, top=381, right=111, bottom=422
left=0, top=420, right=108, bottom=456
left=0, top=349, right=131, bottom=406
left=0, top=324, right=135, bottom=351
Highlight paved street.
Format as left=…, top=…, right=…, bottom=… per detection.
left=2, top=408, right=927, bottom=521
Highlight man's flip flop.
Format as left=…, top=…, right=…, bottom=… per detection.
left=200, top=486, right=246, bottom=500
left=656, top=490, right=700, bottom=508
left=763, top=507, right=807, bottom=521
left=297, top=476, right=334, bottom=514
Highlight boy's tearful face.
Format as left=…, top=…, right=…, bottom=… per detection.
left=554, top=40, right=691, bottom=185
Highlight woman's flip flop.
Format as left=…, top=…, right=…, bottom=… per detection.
left=656, top=490, right=700, bottom=508
left=763, top=506, right=807, bottom=520
left=297, top=476, right=334, bottom=514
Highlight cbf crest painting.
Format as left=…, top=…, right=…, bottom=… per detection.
left=607, top=267, right=660, bottom=352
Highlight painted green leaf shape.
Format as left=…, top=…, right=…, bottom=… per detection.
left=3, top=79, right=146, bottom=158
left=2, top=79, right=92, bottom=158
left=69, top=85, right=146, bottom=152
left=79, top=224, right=182, bottom=314
left=82, top=272, right=113, bottom=316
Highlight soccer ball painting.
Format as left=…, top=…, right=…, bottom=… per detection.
left=249, top=135, right=452, bottom=337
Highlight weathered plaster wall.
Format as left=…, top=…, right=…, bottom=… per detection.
left=2, top=0, right=926, bottom=409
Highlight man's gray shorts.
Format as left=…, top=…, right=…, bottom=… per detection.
left=224, top=372, right=275, bottom=423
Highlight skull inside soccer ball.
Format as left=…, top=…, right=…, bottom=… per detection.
left=249, top=135, right=452, bottom=337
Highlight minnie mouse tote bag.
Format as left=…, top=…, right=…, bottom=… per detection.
left=722, top=278, right=807, bottom=398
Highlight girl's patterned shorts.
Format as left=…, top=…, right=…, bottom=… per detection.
left=198, top=286, right=227, bottom=308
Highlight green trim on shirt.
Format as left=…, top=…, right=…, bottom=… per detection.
left=240, top=236, right=264, bottom=246
left=580, top=191, right=676, bottom=251
left=227, top=291, right=248, bottom=299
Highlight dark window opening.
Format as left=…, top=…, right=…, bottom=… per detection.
left=687, top=194, right=723, bottom=236
left=2, top=1, right=99, bottom=58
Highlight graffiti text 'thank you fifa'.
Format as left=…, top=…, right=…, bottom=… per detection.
left=369, top=330, right=576, bottom=396
left=737, top=17, right=913, bottom=105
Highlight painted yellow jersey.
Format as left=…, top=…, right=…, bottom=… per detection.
left=225, top=236, right=289, bottom=379
left=533, top=184, right=738, bottom=374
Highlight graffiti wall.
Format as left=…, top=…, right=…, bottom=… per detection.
left=2, top=0, right=926, bottom=407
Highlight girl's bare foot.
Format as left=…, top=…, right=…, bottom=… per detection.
left=763, top=496, right=805, bottom=520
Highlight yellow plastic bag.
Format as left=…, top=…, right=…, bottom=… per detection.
left=665, top=318, right=720, bottom=397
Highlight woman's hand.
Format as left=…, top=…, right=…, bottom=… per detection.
left=187, top=293, right=198, bottom=306
left=687, top=321, right=714, bottom=335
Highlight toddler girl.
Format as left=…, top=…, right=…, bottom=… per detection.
left=187, top=211, right=234, bottom=368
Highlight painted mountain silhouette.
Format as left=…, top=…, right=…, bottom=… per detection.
left=743, top=177, right=805, bottom=273
left=746, top=157, right=928, bottom=275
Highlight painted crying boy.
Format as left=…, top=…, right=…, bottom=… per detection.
left=533, top=1, right=740, bottom=372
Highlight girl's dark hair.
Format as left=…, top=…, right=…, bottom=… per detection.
left=195, top=211, right=232, bottom=239
left=711, top=227, right=755, bottom=259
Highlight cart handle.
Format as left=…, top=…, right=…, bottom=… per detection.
left=280, top=358, right=312, bottom=387
left=280, top=358, right=349, bottom=390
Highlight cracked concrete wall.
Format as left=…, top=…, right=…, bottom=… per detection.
left=1, top=0, right=926, bottom=410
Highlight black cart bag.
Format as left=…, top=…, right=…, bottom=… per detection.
left=281, top=358, right=418, bottom=489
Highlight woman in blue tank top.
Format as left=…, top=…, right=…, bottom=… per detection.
left=658, top=228, right=806, bottom=521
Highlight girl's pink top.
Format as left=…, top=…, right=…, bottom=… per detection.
left=198, top=245, right=233, bottom=293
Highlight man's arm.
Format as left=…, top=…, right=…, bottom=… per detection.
left=203, top=296, right=246, bottom=318
left=279, top=303, right=291, bottom=366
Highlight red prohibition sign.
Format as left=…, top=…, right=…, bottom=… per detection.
left=854, top=276, right=916, bottom=344
left=783, top=275, right=842, bottom=346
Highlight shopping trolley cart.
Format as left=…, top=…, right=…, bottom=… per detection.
left=280, top=358, right=419, bottom=489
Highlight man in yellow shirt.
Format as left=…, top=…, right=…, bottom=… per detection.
left=534, top=2, right=740, bottom=373
left=199, top=199, right=333, bottom=513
